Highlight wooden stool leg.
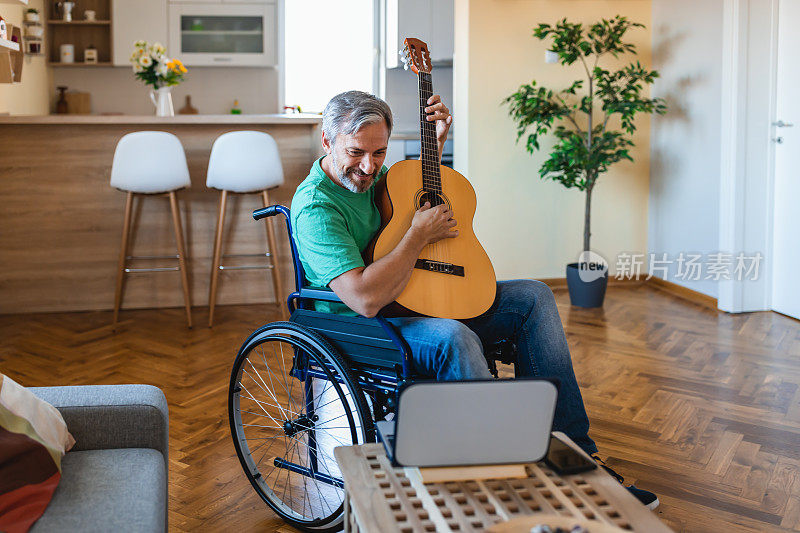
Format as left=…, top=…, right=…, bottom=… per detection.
left=208, top=190, right=227, bottom=327
left=113, top=191, right=134, bottom=328
left=262, top=189, right=287, bottom=320
left=169, top=191, right=193, bottom=328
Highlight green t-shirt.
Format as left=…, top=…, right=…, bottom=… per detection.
left=290, top=157, right=388, bottom=314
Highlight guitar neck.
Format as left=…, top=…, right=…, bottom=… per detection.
left=417, top=72, right=442, bottom=195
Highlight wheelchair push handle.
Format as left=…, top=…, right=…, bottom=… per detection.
left=253, top=204, right=289, bottom=221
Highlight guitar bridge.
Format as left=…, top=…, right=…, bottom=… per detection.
left=414, top=259, right=465, bottom=277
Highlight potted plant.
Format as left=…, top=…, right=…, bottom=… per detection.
left=130, top=41, right=187, bottom=117
left=25, top=8, right=40, bottom=23
left=504, top=16, right=666, bottom=307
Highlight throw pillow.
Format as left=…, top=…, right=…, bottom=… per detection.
left=0, top=374, right=75, bottom=533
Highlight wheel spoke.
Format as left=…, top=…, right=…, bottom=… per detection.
left=246, top=356, right=291, bottom=420
left=260, top=343, right=302, bottom=416
left=240, top=384, right=286, bottom=428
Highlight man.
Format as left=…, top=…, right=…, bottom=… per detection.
left=291, top=90, right=658, bottom=509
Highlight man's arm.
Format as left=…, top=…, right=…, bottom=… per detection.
left=329, top=202, right=457, bottom=317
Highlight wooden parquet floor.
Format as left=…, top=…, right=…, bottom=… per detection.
left=2, top=284, right=800, bottom=532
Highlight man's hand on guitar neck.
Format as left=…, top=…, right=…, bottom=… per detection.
left=424, top=95, right=452, bottom=161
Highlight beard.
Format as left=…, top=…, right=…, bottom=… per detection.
left=331, top=152, right=377, bottom=193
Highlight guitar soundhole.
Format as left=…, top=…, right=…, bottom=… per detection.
left=415, top=190, right=451, bottom=210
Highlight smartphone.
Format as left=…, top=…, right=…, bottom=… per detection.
left=544, top=435, right=597, bottom=475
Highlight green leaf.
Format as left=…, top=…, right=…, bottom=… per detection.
left=503, top=16, right=665, bottom=194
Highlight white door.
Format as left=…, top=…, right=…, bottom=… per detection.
left=772, top=0, right=800, bottom=319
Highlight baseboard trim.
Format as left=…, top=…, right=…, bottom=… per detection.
left=538, top=277, right=645, bottom=291
left=536, top=276, right=718, bottom=311
left=646, top=276, right=718, bottom=311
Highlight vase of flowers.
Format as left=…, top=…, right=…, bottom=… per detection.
left=130, top=41, right=187, bottom=117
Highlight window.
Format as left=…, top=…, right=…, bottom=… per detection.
left=284, top=0, right=376, bottom=113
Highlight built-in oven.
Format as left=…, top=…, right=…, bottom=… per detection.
left=168, top=1, right=276, bottom=67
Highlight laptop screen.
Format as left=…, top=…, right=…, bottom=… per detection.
left=393, top=379, right=558, bottom=467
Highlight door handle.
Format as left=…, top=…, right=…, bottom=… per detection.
left=773, top=137, right=784, bottom=144
left=774, top=120, right=794, bottom=128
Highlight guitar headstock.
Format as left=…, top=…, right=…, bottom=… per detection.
left=401, top=37, right=432, bottom=74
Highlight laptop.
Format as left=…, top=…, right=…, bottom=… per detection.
left=376, top=378, right=558, bottom=467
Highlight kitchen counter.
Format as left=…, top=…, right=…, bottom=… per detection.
left=0, top=113, right=322, bottom=125
left=0, top=116, right=323, bottom=314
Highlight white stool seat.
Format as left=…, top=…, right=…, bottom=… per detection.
left=206, top=131, right=284, bottom=193
left=110, top=132, right=191, bottom=194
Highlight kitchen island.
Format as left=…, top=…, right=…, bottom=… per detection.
left=0, top=114, right=322, bottom=315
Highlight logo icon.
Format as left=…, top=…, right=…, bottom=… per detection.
left=576, top=250, right=609, bottom=282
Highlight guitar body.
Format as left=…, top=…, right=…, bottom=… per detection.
left=370, top=159, right=496, bottom=319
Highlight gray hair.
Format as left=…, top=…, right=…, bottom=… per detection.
left=322, top=91, right=393, bottom=145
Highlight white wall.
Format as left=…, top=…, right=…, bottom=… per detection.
left=51, top=66, right=278, bottom=115
left=384, top=65, right=453, bottom=133
left=648, top=0, right=724, bottom=298
left=454, top=0, right=652, bottom=281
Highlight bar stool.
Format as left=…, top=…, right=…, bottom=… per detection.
left=206, top=131, right=286, bottom=327
left=110, top=131, right=193, bottom=328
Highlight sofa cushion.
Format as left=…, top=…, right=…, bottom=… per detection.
left=30, top=448, right=166, bottom=533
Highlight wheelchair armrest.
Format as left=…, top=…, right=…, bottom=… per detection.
left=298, top=286, right=344, bottom=304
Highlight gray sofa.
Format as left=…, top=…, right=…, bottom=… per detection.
left=29, top=384, right=169, bottom=533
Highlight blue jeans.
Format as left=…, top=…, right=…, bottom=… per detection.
left=388, top=279, right=598, bottom=455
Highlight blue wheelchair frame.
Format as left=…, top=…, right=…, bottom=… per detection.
left=248, top=205, right=515, bottom=500
left=252, top=205, right=413, bottom=488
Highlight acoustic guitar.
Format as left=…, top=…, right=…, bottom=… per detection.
left=368, top=38, right=496, bottom=320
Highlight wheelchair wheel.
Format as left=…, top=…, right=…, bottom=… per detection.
left=229, top=321, right=374, bottom=532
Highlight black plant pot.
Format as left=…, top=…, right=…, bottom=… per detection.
left=566, top=262, right=608, bottom=308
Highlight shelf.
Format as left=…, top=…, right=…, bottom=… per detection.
left=1, top=25, right=23, bottom=83
left=0, top=38, right=20, bottom=52
left=48, top=20, right=110, bottom=25
left=49, top=61, right=112, bottom=67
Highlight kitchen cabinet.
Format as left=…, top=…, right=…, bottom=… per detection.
left=168, top=1, right=276, bottom=66
left=385, top=0, right=453, bottom=69
left=170, top=0, right=271, bottom=3
left=112, top=0, right=168, bottom=66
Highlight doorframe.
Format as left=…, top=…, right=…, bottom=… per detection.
left=718, top=0, right=780, bottom=312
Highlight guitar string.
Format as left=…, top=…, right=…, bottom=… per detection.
left=426, top=72, right=445, bottom=264
left=418, top=71, right=447, bottom=264
left=418, top=71, right=441, bottom=264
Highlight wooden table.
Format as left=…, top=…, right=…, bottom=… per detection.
left=334, top=440, right=672, bottom=533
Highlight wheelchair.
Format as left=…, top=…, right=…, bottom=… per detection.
left=228, top=205, right=517, bottom=532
